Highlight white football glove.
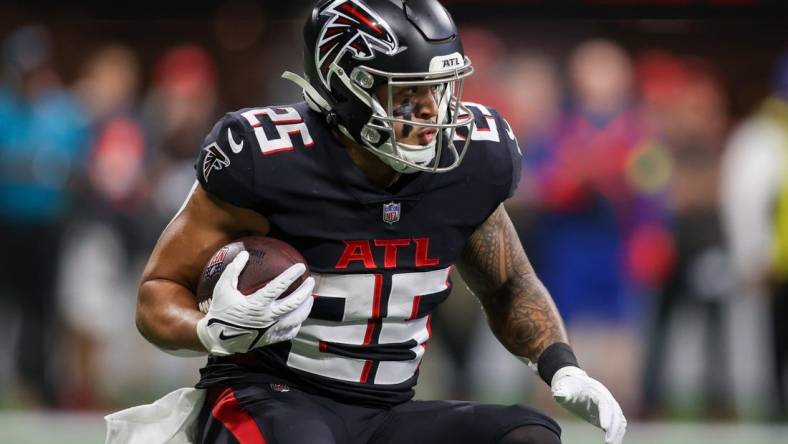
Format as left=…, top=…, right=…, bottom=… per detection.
left=195, top=251, right=315, bottom=356
left=551, top=366, right=627, bottom=444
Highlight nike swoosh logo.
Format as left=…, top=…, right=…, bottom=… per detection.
left=227, top=128, right=244, bottom=154
left=219, top=330, right=250, bottom=340
left=207, top=318, right=271, bottom=351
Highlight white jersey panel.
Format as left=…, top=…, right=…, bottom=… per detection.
left=297, top=319, right=371, bottom=345
left=288, top=336, right=367, bottom=383
left=375, top=343, right=426, bottom=385
left=312, top=272, right=377, bottom=321
left=386, top=267, right=451, bottom=319
left=377, top=317, right=430, bottom=344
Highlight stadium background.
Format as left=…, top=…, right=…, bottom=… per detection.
left=0, top=0, right=786, bottom=442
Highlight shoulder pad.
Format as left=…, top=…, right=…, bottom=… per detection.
left=195, top=112, right=260, bottom=209
left=195, top=104, right=320, bottom=209
left=459, top=102, right=523, bottom=199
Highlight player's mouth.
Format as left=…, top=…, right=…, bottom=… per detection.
left=417, top=128, right=438, bottom=144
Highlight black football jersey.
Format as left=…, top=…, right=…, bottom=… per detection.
left=194, top=101, right=521, bottom=406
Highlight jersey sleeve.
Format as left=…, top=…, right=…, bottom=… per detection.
left=194, top=112, right=260, bottom=209
left=485, top=108, right=523, bottom=201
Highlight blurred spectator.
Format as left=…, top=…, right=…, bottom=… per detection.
left=638, top=53, right=736, bottom=419
left=527, top=39, right=674, bottom=321
left=520, top=39, right=674, bottom=411
left=56, top=44, right=148, bottom=410
left=75, top=44, right=149, bottom=234
left=721, top=50, right=788, bottom=421
left=0, top=25, right=89, bottom=407
left=505, top=51, right=563, bottom=214
left=142, top=44, right=221, bottom=226
left=456, top=26, right=509, bottom=114
left=505, top=51, right=563, bottom=244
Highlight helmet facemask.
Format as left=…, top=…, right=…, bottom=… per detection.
left=336, top=56, right=476, bottom=173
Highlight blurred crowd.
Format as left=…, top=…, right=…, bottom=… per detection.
left=0, top=17, right=786, bottom=425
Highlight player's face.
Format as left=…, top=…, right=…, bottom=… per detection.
left=376, top=84, right=440, bottom=145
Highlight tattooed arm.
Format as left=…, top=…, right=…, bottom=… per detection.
left=458, top=203, right=627, bottom=443
left=456, top=203, right=567, bottom=363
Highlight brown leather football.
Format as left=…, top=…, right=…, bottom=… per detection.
left=195, top=236, right=308, bottom=313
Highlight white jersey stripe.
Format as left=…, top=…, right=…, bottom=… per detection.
left=375, top=342, right=426, bottom=385
left=288, top=336, right=367, bottom=383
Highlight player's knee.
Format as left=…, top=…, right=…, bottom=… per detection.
left=498, top=424, right=561, bottom=444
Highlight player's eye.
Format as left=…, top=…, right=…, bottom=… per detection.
left=397, top=87, right=418, bottom=100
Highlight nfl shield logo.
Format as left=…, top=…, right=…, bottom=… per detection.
left=382, top=201, right=401, bottom=224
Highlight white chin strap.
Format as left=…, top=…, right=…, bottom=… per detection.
left=374, top=139, right=437, bottom=173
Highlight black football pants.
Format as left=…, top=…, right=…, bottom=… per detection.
left=197, top=383, right=561, bottom=444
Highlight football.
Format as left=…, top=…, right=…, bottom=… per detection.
left=195, top=236, right=309, bottom=313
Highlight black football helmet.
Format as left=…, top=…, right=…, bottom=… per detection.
left=283, top=0, right=475, bottom=173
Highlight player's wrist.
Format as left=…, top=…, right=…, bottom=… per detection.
left=550, top=365, right=587, bottom=385
left=537, top=342, right=580, bottom=386
left=195, top=315, right=216, bottom=354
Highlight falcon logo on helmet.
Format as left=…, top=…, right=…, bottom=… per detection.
left=316, top=0, right=400, bottom=88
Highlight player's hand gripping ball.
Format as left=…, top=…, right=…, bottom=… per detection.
left=196, top=236, right=309, bottom=313
left=195, top=236, right=315, bottom=356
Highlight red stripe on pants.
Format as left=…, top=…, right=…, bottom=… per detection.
left=211, top=387, right=267, bottom=444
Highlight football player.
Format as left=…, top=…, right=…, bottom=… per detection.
left=134, top=1, right=626, bottom=443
